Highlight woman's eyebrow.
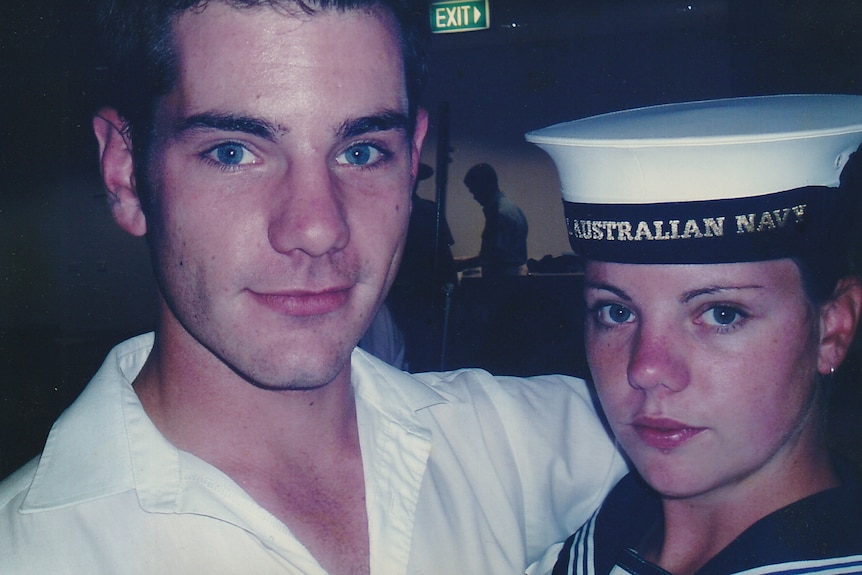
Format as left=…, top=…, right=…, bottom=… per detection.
left=681, top=284, right=765, bottom=304
left=584, top=282, right=631, bottom=302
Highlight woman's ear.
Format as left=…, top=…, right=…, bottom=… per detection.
left=818, top=276, right=862, bottom=375
left=93, top=107, right=147, bottom=237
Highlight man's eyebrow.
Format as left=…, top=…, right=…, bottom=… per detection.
left=336, top=110, right=411, bottom=140
left=174, top=112, right=284, bottom=141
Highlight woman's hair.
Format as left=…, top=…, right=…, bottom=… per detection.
left=796, top=144, right=862, bottom=306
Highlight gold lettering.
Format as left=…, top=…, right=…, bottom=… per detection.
left=682, top=219, right=703, bottom=239
left=604, top=221, right=618, bottom=240
left=703, top=217, right=724, bottom=237
left=571, top=215, right=734, bottom=242
left=736, top=214, right=757, bottom=234
left=571, top=219, right=584, bottom=239
left=792, top=204, right=806, bottom=221
left=634, top=221, right=654, bottom=241
left=653, top=221, right=671, bottom=240
left=599, top=221, right=610, bottom=240
left=757, top=211, right=777, bottom=231
left=772, top=208, right=792, bottom=227
left=618, top=221, right=633, bottom=241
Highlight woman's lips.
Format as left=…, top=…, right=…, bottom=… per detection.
left=632, top=417, right=706, bottom=451
left=250, top=288, right=351, bottom=317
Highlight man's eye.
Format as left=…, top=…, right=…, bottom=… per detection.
left=336, top=144, right=384, bottom=167
left=205, top=142, right=258, bottom=166
left=702, top=305, right=744, bottom=327
left=596, top=303, right=635, bottom=325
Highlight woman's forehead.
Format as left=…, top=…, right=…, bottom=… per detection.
left=584, top=259, right=803, bottom=292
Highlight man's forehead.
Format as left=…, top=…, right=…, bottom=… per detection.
left=169, top=3, right=405, bottom=83
left=161, top=1, right=410, bottom=132
left=170, top=1, right=398, bottom=50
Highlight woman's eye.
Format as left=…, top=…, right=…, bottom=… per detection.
left=336, top=144, right=384, bottom=167
left=702, top=305, right=744, bottom=327
left=205, top=142, right=258, bottom=166
left=596, top=303, right=635, bottom=325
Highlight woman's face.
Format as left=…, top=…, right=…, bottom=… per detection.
left=584, top=259, right=826, bottom=502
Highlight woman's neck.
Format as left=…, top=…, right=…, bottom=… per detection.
left=641, top=447, right=838, bottom=575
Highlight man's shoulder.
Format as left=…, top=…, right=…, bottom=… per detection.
left=414, top=368, right=594, bottom=407
left=0, top=458, right=39, bottom=511
left=351, top=348, right=599, bottom=419
left=409, top=368, right=611, bottom=447
left=501, top=195, right=527, bottom=218
left=0, top=333, right=154, bottom=514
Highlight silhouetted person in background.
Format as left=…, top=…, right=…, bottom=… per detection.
left=456, top=163, right=528, bottom=278
left=387, top=163, right=456, bottom=371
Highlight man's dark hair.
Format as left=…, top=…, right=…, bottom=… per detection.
left=96, top=0, right=430, bottom=210
left=464, top=163, right=499, bottom=193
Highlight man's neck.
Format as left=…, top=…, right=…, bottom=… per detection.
left=132, top=332, right=370, bottom=575
left=132, top=333, right=360, bottom=469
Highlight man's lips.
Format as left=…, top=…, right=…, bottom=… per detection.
left=249, top=287, right=351, bottom=317
left=631, top=417, right=706, bottom=451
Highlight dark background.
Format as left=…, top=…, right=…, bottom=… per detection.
left=2, top=0, right=862, bottom=478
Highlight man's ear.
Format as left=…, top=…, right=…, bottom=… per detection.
left=410, top=107, right=429, bottom=183
left=818, top=276, right=862, bottom=374
left=93, top=107, right=147, bottom=237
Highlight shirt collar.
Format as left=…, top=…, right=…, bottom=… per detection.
left=21, top=333, right=158, bottom=511
left=20, top=336, right=448, bottom=513
left=351, top=347, right=448, bottom=416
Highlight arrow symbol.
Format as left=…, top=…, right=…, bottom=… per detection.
left=473, top=6, right=481, bottom=22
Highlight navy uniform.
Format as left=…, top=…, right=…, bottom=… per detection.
left=552, top=468, right=862, bottom=575
left=524, top=95, right=862, bottom=575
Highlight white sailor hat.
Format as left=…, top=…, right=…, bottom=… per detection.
left=526, top=94, right=862, bottom=264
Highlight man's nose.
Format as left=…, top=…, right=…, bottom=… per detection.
left=267, top=165, right=350, bottom=257
left=627, top=324, right=689, bottom=393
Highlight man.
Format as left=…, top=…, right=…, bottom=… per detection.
left=0, top=1, right=624, bottom=573
left=456, top=163, right=529, bottom=277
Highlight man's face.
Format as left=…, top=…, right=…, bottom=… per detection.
left=141, top=4, right=427, bottom=390
left=466, top=182, right=492, bottom=206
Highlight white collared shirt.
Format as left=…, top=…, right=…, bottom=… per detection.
left=0, top=333, right=624, bottom=574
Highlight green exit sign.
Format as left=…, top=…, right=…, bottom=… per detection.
left=430, top=0, right=490, bottom=34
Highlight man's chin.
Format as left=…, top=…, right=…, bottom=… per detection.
left=231, top=350, right=354, bottom=392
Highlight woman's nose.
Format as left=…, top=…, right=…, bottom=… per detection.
left=627, top=325, right=689, bottom=393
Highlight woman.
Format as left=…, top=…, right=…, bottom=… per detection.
left=526, top=95, right=862, bottom=575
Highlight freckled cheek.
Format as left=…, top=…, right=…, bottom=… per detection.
left=587, top=338, right=630, bottom=405
left=747, top=361, right=813, bottom=416
left=593, top=381, right=630, bottom=432
left=586, top=325, right=627, bottom=368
